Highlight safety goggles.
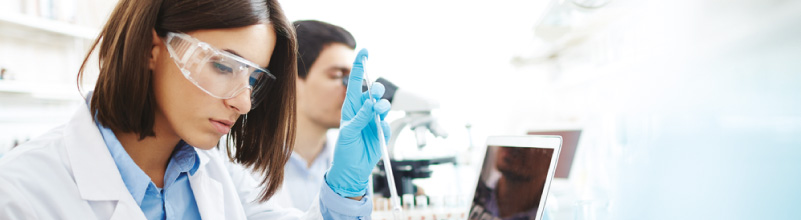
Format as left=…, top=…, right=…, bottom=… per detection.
left=164, top=32, right=275, bottom=109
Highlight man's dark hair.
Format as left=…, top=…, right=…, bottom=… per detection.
left=293, top=20, right=356, bottom=79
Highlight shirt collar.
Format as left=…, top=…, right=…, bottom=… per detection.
left=319, top=139, right=335, bottom=165
left=171, top=140, right=200, bottom=176
left=162, top=140, right=200, bottom=190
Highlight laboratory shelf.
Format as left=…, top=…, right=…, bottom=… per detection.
left=0, top=12, right=98, bottom=41
left=0, top=81, right=83, bottom=101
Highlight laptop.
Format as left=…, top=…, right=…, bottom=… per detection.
left=527, top=130, right=581, bottom=178
left=468, top=135, right=562, bottom=220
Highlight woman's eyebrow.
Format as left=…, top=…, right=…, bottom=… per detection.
left=223, top=49, right=244, bottom=59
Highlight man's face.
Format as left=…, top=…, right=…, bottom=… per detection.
left=495, top=146, right=554, bottom=181
left=296, top=43, right=355, bottom=128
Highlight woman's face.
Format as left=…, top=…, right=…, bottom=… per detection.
left=150, top=23, right=276, bottom=149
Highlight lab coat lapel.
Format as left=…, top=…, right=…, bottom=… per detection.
left=189, top=151, right=226, bottom=219
left=63, top=105, right=146, bottom=219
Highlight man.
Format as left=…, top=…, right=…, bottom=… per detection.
left=276, top=20, right=359, bottom=210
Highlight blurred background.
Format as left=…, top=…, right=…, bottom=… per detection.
left=1, top=0, right=800, bottom=219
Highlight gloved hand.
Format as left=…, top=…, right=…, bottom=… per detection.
left=325, top=49, right=391, bottom=198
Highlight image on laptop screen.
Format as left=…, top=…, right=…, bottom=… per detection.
left=469, top=145, right=555, bottom=220
left=527, top=130, right=581, bottom=178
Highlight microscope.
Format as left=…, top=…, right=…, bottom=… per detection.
left=372, top=78, right=456, bottom=199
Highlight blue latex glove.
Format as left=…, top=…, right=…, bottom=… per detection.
left=326, top=49, right=392, bottom=198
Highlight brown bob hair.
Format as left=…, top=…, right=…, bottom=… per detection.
left=77, top=0, right=296, bottom=202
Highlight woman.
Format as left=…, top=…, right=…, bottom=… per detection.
left=0, top=0, right=390, bottom=219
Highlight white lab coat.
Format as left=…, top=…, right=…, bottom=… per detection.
left=0, top=104, right=322, bottom=219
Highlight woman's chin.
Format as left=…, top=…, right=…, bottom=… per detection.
left=183, top=135, right=221, bottom=150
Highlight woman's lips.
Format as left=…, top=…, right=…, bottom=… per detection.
left=210, top=119, right=233, bottom=134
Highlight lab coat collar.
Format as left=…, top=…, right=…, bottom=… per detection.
left=65, top=103, right=130, bottom=201
left=64, top=103, right=146, bottom=219
left=64, top=95, right=225, bottom=219
left=189, top=149, right=226, bottom=219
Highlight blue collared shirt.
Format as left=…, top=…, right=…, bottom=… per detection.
left=95, top=121, right=202, bottom=220
left=281, top=130, right=373, bottom=210
left=283, top=139, right=335, bottom=210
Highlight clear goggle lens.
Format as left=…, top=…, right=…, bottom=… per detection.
left=165, top=32, right=275, bottom=109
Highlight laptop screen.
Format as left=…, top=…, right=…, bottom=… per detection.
left=469, top=145, right=555, bottom=220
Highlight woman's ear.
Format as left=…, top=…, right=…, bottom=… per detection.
left=149, top=29, right=162, bottom=70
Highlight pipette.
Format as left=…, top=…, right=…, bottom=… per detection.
left=362, top=57, right=403, bottom=219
